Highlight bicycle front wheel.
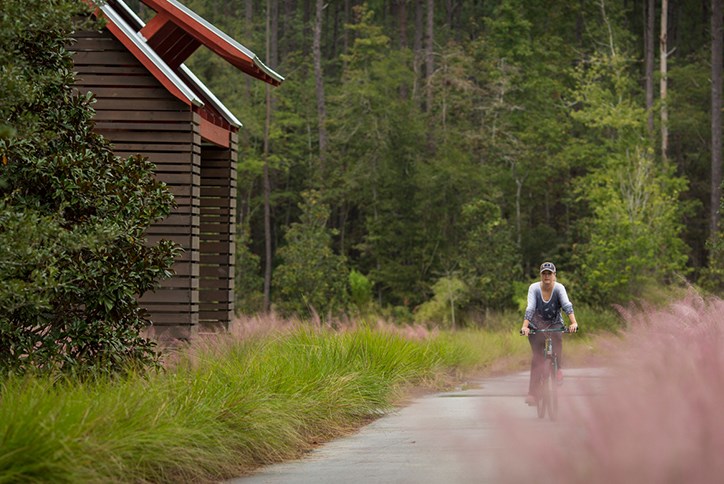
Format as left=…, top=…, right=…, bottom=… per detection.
left=537, top=366, right=548, bottom=419
left=547, top=359, right=559, bottom=421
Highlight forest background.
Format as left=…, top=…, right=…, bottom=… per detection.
left=0, top=4, right=722, bottom=478
left=125, top=0, right=722, bottom=325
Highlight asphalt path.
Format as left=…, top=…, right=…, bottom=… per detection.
left=229, top=368, right=608, bottom=484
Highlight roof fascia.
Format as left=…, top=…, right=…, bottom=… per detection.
left=198, top=116, right=232, bottom=148
left=179, top=65, right=242, bottom=128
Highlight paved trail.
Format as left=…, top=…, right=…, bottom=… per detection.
left=230, top=368, right=607, bottom=484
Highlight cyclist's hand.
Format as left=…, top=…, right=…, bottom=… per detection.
left=568, top=322, right=578, bottom=333
left=520, top=326, right=530, bottom=336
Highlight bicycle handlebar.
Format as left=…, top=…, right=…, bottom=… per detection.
left=519, top=327, right=577, bottom=336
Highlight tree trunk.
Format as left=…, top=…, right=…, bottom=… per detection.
left=660, top=0, right=669, bottom=163
left=712, top=0, right=723, bottom=244
left=262, top=0, right=274, bottom=312
left=241, top=0, right=254, bottom=148
left=271, top=0, right=279, bottom=67
left=313, top=0, right=327, bottom=167
left=344, top=0, right=351, bottom=54
left=398, top=0, right=408, bottom=49
left=413, top=0, right=423, bottom=102
left=515, top=177, right=523, bottom=250
left=645, top=0, right=655, bottom=136
left=283, top=0, right=295, bottom=56
left=330, top=1, right=339, bottom=60
left=445, top=0, right=456, bottom=37
left=398, top=0, right=409, bottom=99
left=425, top=0, right=434, bottom=113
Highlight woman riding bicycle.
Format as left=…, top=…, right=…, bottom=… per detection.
left=520, top=262, right=578, bottom=406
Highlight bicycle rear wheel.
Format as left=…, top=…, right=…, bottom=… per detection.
left=547, top=359, right=559, bottom=421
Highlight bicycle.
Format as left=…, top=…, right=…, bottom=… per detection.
left=520, top=327, right=573, bottom=421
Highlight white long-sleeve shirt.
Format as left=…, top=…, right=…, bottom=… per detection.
left=524, top=282, right=574, bottom=329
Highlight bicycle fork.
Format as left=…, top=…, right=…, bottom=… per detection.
left=544, top=337, right=554, bottom=358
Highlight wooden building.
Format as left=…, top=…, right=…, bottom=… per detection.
left=70, top=0, right=283, bottom=340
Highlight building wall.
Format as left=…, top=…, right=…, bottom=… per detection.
left=199, top=136, right=237, bottom=332
left=71, top=28, right=208, bottom=341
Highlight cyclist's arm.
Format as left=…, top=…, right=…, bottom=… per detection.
left=567, top=312, right=578, bottom=332
left=557, top=283, right=574, bottom=314
left=521, top=284, right=537, bottom=335
left=557, top=284, right=578, bottom=332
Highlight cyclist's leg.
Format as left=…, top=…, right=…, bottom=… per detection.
left=552, top=331, right=563, bottom=367
left=548, top=357, right=559, bottom=420
left=527, top=332, right=545, bottom=396
left=552, top=331, right=564, bottom=383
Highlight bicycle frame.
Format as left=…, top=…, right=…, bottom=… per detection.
left=523, top=327, right=569, bottom=421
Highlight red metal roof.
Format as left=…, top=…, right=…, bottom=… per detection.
left=84, top=0, right=283, bottom=148
left=138, top=0, right=283, bottom=86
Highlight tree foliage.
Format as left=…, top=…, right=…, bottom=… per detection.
left=272, top=191, right=349, bottom=316
left=567, top=51, right=689, bottom=304
left=575, top=149, right=689, bottom=303
left=458, top=199, right=520, bottom=310
left=138, top=0, right=716, bottom=318
left=0, top=0, right=178, bottom=373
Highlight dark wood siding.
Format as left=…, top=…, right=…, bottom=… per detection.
left=71, top=29, right=201, bottom=341
left=198, top=135, right=237, bottom=332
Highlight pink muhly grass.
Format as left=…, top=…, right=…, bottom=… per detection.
left=229, top=311, right=305, bottom=339
left=161, top=312, right=436, bottom=370
left=500, top=292, right=724, bottom=484
left=227, top=312, right=435, bottom=341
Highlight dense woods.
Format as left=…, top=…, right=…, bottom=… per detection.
left=123, top=0, right=724, bottom=320
left=9, top=0, right=710, bottom=324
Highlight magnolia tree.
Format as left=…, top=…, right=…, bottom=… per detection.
left=0, top=0, right=178, bottom=373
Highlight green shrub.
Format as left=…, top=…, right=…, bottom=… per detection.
left=571, top=303, right=623, bottom=333
left=349, top=269, right=373, bottom=310
left=414, top=276, right=469, bottom=329
left=273, top=191, right=349, bottom=317
left=380, top=305, right=414, bottom=324
left=0, top=0, right=178, bottom=374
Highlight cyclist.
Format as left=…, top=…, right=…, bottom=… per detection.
left=520, top=262, right=578, bottom=406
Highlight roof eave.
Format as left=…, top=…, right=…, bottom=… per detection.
left=179, top=64, right=242, bottom=128
left=149, top=0, right=284, bottom=85
left=98, top=2, right=204, bottom=107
